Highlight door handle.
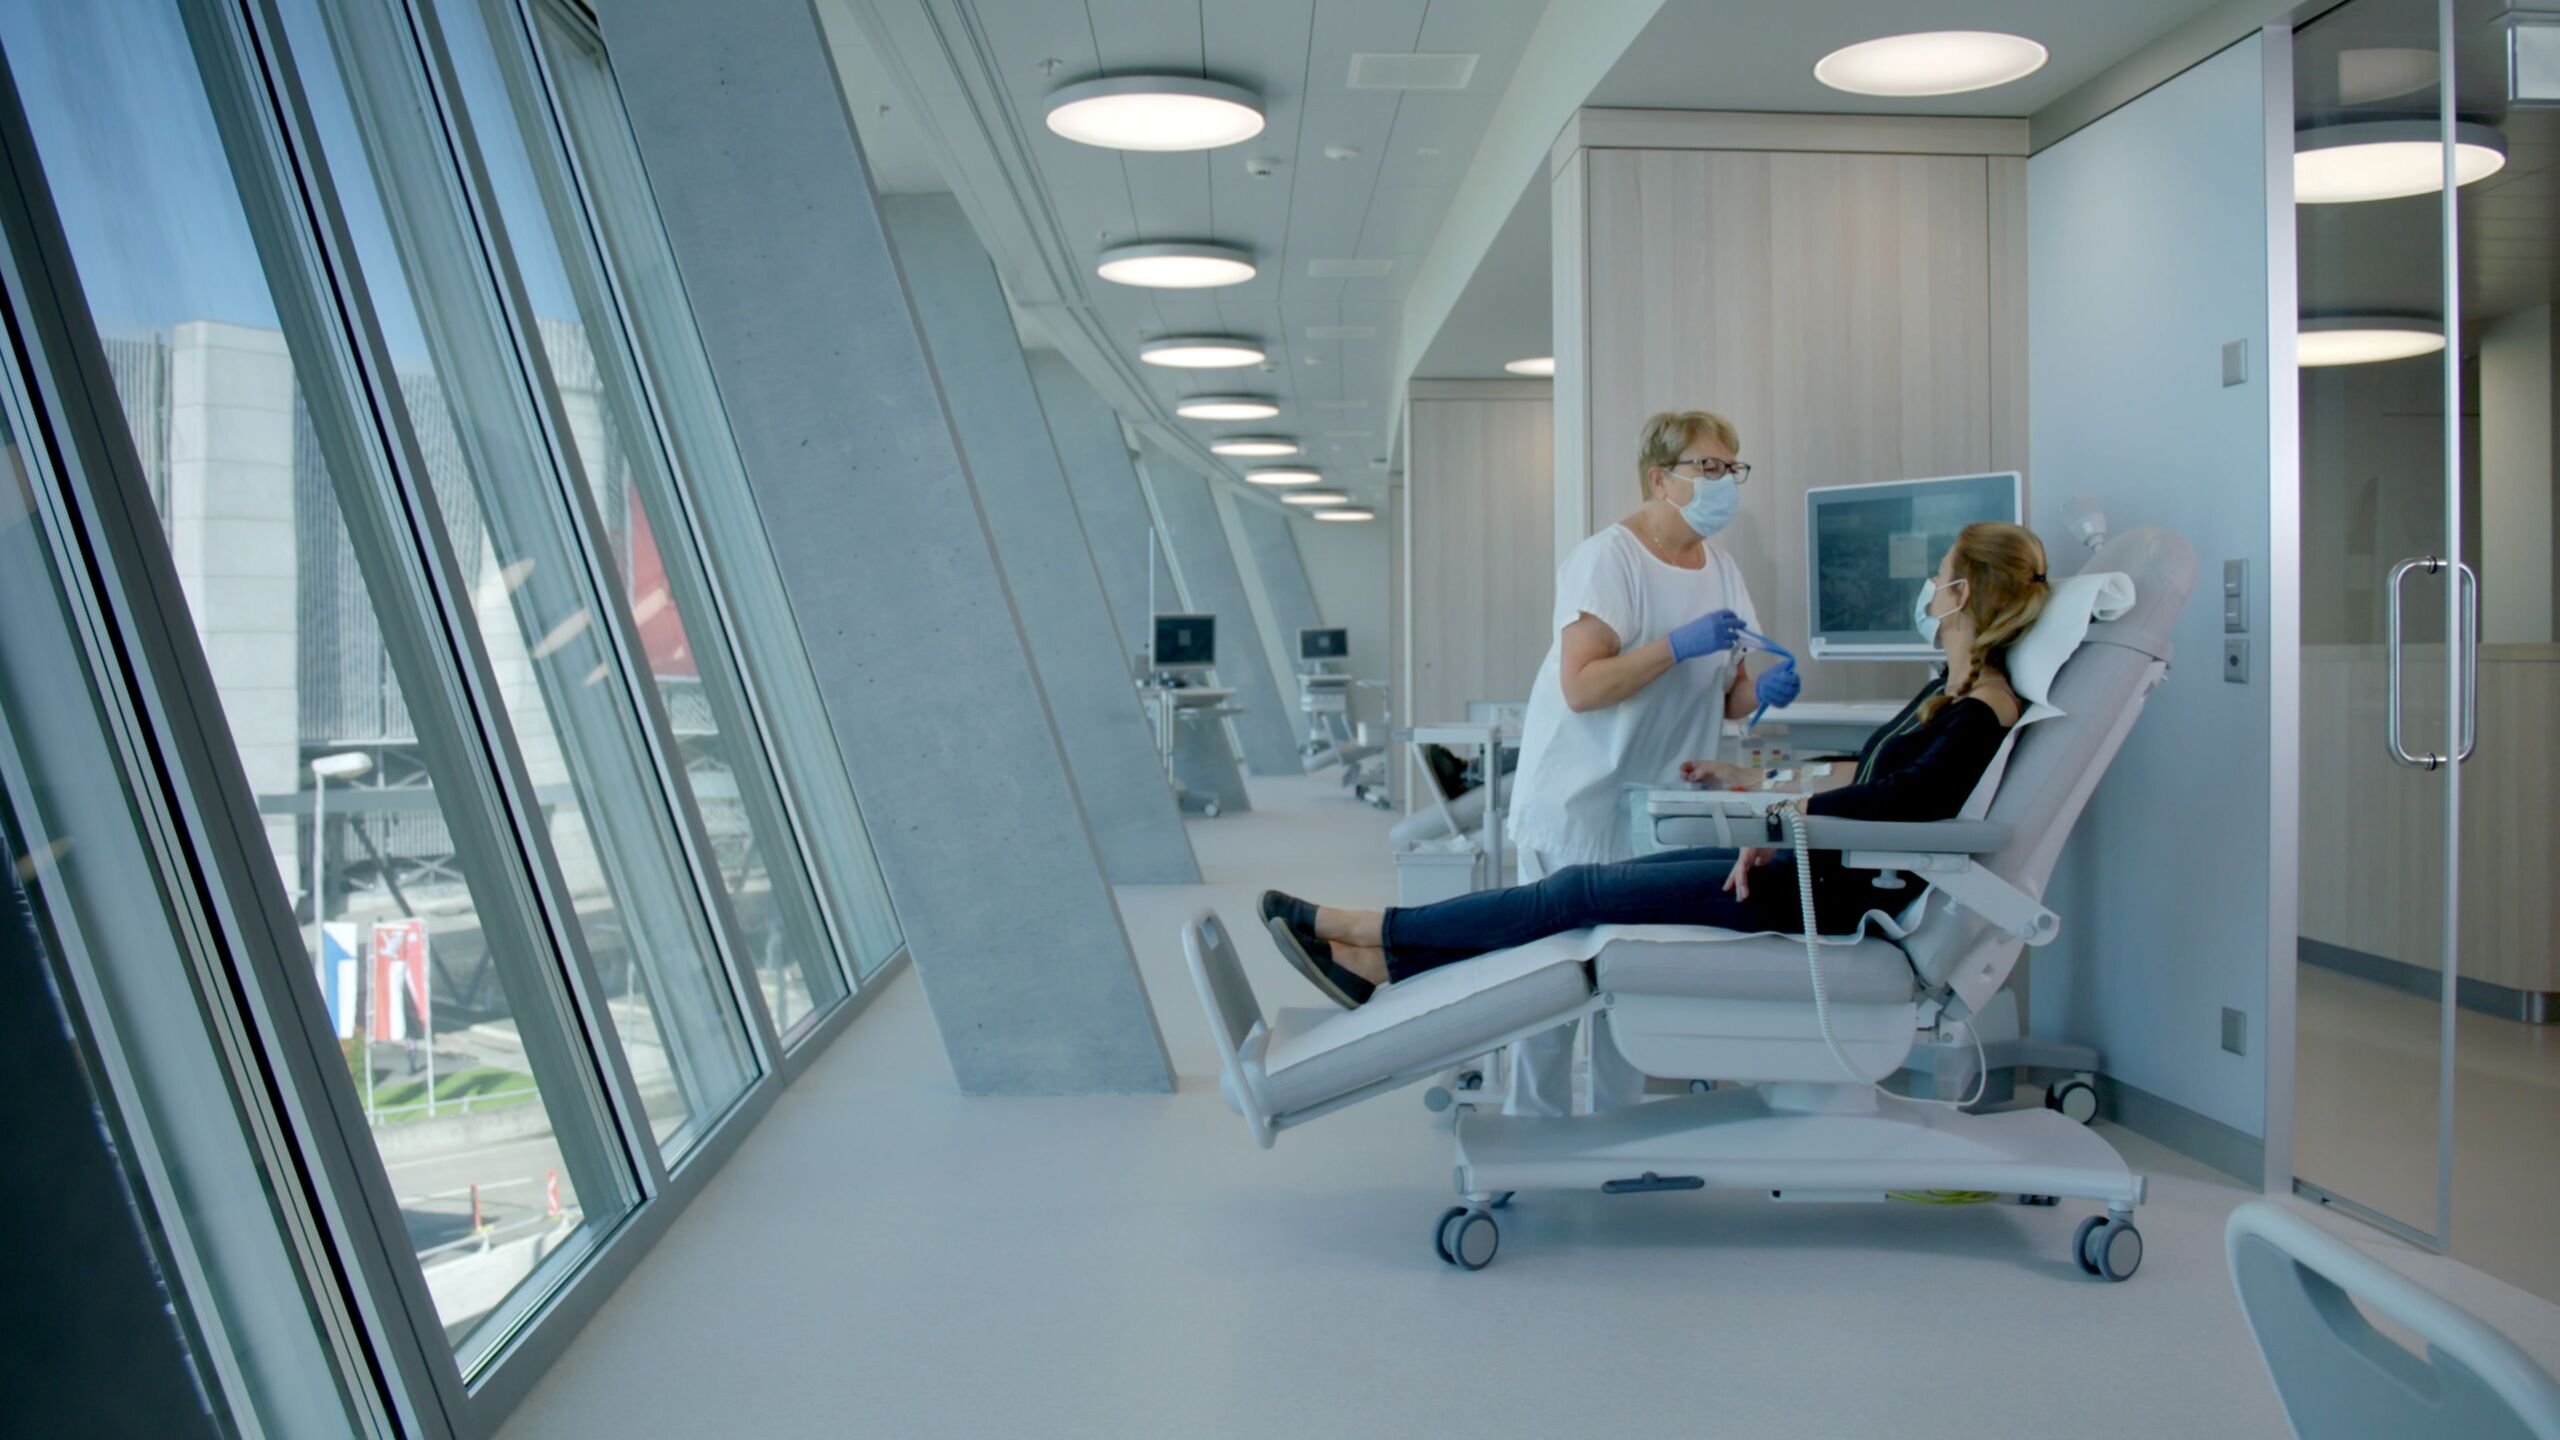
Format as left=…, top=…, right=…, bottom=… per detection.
left=2385, top=555, right=2443, bottom=770
left=2454, top=559, right=2478, bottom=762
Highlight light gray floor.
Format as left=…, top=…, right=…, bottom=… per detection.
left=498, top=774, right=2560, bottom=1440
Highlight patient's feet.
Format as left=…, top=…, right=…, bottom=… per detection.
left=1259, top=890, right=1375, bottom=1009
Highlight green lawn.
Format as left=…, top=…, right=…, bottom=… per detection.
left=365, top=1064, right=539, bottom=1124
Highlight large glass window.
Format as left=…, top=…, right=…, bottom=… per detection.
left=276, top=0, right=759, bottom=1162
left=423, top=0, right=891, bottom=1034
left=0, top=0, right=643, bottom=1363
left=523, top=0, right=904, bottom=984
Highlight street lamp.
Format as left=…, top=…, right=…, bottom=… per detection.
left=311, top=751, right=372, bottom=1114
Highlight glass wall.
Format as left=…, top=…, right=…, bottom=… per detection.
left=0, top=0, right=901, bottom=1413
left=2291, top=0, right=2560, bottom=1306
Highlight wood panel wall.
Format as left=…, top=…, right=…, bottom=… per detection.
left=1401, top=382, right=1554, bottom=752
left=2300, top=645, right=2560, bottom=994
left=1561, top=119, right=2027, bottom=704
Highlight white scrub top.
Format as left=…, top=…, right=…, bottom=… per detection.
left=1507, top=524, right=1756, bottom=867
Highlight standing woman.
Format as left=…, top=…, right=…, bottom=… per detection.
left=1508, top=409, right=1797, bottom=873
left=1500, top=410, right=1793, bottom=1114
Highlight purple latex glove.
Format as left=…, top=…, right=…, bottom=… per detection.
left=1666, top=608, right=1746, bottom=663
left=1754, top=660, right=1801, bottom=710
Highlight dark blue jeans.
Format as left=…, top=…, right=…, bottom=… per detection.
left=1379, top=846, right=1811, bottom=983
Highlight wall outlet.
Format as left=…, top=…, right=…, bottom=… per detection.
left=2222, top=1007, right=2248, bottom=1056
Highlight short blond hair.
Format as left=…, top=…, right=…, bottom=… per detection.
left=1636, top=410, right=1740, bottom=500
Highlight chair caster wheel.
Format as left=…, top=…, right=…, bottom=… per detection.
left=2076, top=1215, right=2141, bottom=1281
left=1433, top=1206, right=1468, bottom=1265
left=2047, top=1076, right=2100, bottom=1125
left=1436, top=1208, right=1498, bottom=1270
left=1200, top=800, right=1222, bottom=818
left=1689, top=1079, right=1714, bottom=1094
left=1424, top=1087, right=1454, bottom=1113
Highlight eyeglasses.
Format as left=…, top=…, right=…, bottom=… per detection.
left=1672, top=458, right=1752, bottom=483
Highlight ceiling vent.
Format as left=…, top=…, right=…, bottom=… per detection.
left=1348, top=52, right=1479, bottom=91
left=1306, top=324, right=1375, bottom=339
left=1307, top=258, right=1393, bottom=279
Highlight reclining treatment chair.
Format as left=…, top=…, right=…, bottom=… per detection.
left=1184, top=529, right=2195, bottom=1273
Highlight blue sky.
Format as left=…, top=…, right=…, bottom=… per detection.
left=5, top=0, right=578, bottom=365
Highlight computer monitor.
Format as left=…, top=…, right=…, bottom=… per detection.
left=1806, top=471, right=2023, bottom=660
left=1151, top=613, right=1216, bottom=672
left=1297, top=627, right=1348, bottom=662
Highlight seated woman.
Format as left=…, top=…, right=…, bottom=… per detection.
left=1263, top=522, right=2050, bottom=1008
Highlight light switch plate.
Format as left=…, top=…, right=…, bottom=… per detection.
left=2223, top=559, right=2248, bottom=634
left=2224, top=637, right=2250, bottom=683
left=2222, top=1007, right=2247, bottom=1056
left=2222, top=339, right=2249, bottom=387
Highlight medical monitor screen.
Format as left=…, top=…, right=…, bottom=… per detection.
left=1298, top=627, right=1348, bottom=661
left=1806, top=472, right=2022, bottom=660
left=1152, top=613, right=1216, bottom=669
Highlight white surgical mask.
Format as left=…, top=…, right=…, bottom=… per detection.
left=1913, top=577, right=1963, bottom=644
left=1673, top=473, right=1742, bottom=538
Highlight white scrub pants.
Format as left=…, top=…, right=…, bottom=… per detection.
left=1503, top=846, right=1647, bottom=1117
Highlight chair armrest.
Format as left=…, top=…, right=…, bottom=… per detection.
left=1651, top=807, right=2011, bottom=856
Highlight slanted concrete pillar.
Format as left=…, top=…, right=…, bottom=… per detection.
left=1230, top=496, right=1324, bottom=656
left=882, top=194, right=1197, bottom=884
left=606, top=0, right=1168, bottom=1094
left=1134, top=443, right=1304, bottom=776
left=1027, top=351, right=1154, bottom=665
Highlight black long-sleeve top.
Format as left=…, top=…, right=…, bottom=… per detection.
left=1787, top=677, right=2017, bottom=931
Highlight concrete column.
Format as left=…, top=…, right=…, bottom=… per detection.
left=1228, top=494, right=1324, bottom=662
left=1026, top=351, right=1154, bottom=665
left=605, top=0, right=1169, bottom=1094
left=167, top=321, right=299, bottom=893
left=1133, top=442, right=1304, bottom=775
left=2482, top=305, right=2555, bottom=644
left=883, top=194, right=1198, bottom=885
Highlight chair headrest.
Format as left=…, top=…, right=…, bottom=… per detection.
left=2075, top=527, right=2194, bottom=663
left=2006, top=570, right=2136, bottom=708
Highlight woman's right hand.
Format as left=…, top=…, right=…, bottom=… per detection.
left=1722, top=847, right=1774, bottom=899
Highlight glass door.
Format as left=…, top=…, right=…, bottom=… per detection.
left=2290, top=0, right=2464, bottom=1247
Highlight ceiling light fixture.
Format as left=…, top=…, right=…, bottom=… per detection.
left=1814, top=31, right=2048, bottom=97
left=1044, top=76, right=1265, bottom=152
left=1504, top=355, right=1556, bottom=377
left=2294, top=120, right=2507, bottom=204
left=1280, top=490, right=1351, bottom=505
left=1140, top=335, right=1266, bottom=369
left=1244, top=467, right=1323, bottom=486
left=1211, top=437, right=1301, bottom=457
left=1176, top=395, right=1280, bottom=421
left=1096, top=241, right=1256, bottom=289
left=2298, top=316, right=2446, bottom=367
left=1313, top=508, right=1375, bottom=522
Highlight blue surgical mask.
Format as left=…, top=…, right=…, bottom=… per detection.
left=1913, top=577, right=1963, bottom=644
left=1674, top=474, right=1742, bottom=538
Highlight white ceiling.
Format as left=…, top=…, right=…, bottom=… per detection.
left=828, top=0, right=2255, bottom=493
left=1418, top=0, right=2230, bottom=380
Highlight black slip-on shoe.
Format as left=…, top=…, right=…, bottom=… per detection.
left=1258, top=890, right=1374, bottom=1009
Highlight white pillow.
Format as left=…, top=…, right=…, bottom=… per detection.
left=2004, top=570, right=2136, bottom=708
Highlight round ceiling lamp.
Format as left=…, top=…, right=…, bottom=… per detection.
left=1045, top=76, right=1265, bottom=153
left=1280, top=490, right=1352, bottom=505
left=1097, top=241, right=1257, bottom=289
left=1211, top=436, right=1301, bottom=457
left=1313, top=508, right=1376, bottom=522
left=1176, top=395, right=1280, bottom=421
left=1814, top=31, right=2048, bottom=97
left=2294, top=121, right=2506, bottom=204
left=1244, top=467, right=1323, bottom=486
left=1504, top=355, right=1557, bottom=377
left=2298, top=316, right=2446, bottom=367
left=1140, top=335, right=1266, bottom=369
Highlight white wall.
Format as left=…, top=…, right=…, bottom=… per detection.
left=1290, top=511, right=1392, bottom=734
left=2027, top=34, right=2280, bottom=1145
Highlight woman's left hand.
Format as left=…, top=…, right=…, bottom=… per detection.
left=1679, top=759, right=1753, bottom=788
left=1722, top=846, right=1773, bottom=899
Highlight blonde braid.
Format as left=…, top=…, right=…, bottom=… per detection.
left=1920, top=522, right=2049, bottom=721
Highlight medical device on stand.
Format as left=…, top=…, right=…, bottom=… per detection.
left=1386, top=704, right=1523, bottom=905
left=1294, top=628, right=1390, bottom=809
left=1139, top=612, right=1241, bottom=818
left=1187, top=526, right=2190, bottom=1276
